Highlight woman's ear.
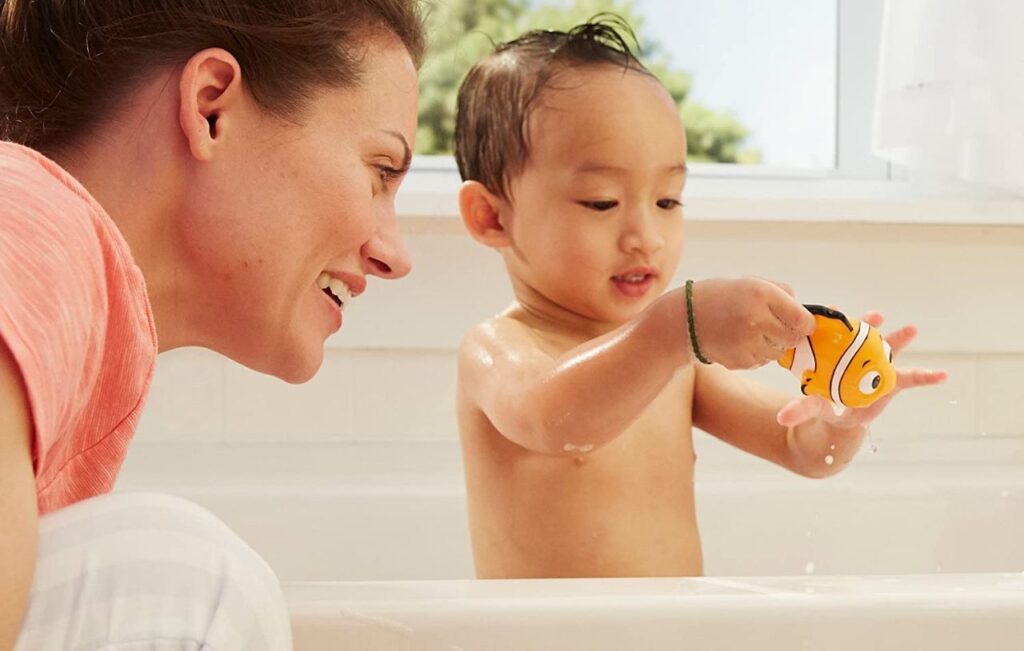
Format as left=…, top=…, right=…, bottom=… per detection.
left=178, top=48, right=244, bottom=161
left=458, top=181, right=512, bottom=248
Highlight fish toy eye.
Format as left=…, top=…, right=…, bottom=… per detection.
left=859, top=371, right=882, bottom=394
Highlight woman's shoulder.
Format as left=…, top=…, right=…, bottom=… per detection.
left=0, top=141, right=101, bottom=240
left=0, top=141, right=130, bottom=283
left=0, top=143, right=156, bottom=514
left=0, top=141, right=135, bottom=353
left=0, top=141, right=67, bottom=193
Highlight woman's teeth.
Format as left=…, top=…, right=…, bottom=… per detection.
left=316, top=272, right=352, bottom=309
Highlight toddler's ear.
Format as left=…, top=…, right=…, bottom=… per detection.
left=458, top=181, right=511, bottom=248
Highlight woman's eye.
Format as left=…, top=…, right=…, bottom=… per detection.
left=377, top=166, right=403, bottom=185
left=580, top=200, right=618, bottom=211
left=657, top=198, right=683, bottom=210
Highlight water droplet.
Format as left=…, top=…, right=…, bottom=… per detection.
left=562, top=442, right=594, bottom=453
left=867, top=428, right=879, bottom=454
left=804, top=561, right=815, bottom=575
left=829, top=444, right=836, bottom=451
left=824, top=455, right=835, bottom=465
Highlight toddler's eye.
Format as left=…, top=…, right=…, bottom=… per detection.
left=657, top=198, right=683, bottom=210
left=580, top=200, right=618, bottom=211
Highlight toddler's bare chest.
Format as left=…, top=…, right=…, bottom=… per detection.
left=596, top=369, right=695, bottom=461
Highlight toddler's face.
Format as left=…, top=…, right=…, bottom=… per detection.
left=503, top=65, right=688, bottom=327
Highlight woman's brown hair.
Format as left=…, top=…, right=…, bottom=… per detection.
left=0, top=0, right=425, bottom=153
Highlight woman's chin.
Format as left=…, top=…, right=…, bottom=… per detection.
left=233, top=341, right=324, bottom=385
left=275, top=351, right=324, bottom=384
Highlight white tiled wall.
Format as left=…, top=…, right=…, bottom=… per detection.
left=978, top=356, right=1024, bottom=437
left=125, top=218, right=1024, bottom=485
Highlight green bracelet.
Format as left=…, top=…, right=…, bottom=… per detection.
left=685, top=280, right=711, bottom=364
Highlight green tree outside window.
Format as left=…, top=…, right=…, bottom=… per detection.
left=417, top=0, right=761, bottom=164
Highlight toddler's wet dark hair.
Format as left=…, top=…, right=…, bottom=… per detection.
left=454, top=15, right=656, bottom=200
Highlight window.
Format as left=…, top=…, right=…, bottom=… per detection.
left=415, top=0, right=847, bottom=174
left=400, top=0, right=1014, bottom=224
left=635, top=0, right=837, bottom=170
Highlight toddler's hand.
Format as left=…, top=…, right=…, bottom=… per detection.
left=776, top=311, right=947, bottom=428
left=689, top=277, right=815, bottom=369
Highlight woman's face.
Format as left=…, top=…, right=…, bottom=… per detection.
left=178, top=32, right=418, bottom=382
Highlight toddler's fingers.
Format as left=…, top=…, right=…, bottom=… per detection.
left=777, top=395, right=826, bottom=428
left=885, top=325, right=918, bottom=357
left=860, top=311, right=884, bottom=328
left=896, top=368, right=948, bottom=389
left=760, top=348, right=786, bottom=366
left=770, top=298, right=815, bottom=337
left=767, top=279, right=796, bottom=297
left=747, top=275, right=796, bottom=298
left=767, top=328, right=803, bottom=352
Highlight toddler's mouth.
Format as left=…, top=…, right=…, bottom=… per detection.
left=610, top=268, right=658, bottom=298
left=316, top=272, right=353, bottom=310
left=611, top=272, right=653, bottom=284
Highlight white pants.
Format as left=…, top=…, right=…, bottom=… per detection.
left=15, top=492, right=292, bottom=650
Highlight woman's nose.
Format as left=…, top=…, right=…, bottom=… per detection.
left=362, top=206, right=412, bottom=279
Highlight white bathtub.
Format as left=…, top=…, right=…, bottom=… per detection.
left=284, top=575, right=1024, bottom=651
left=118, top=443, right=1024, bottom=650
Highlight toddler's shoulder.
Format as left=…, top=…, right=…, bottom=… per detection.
left=460, top=315, right=540, bottom=357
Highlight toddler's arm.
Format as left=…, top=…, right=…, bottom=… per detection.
left=695, top=313, right=946, bottom=477
left=459, top=278, right=814, bottom=455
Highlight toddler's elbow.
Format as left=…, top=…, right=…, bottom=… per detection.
left=518, top=395, right=614, bottom=457
left=799, top=461, right=847, bottom=480
left=524, top=415, right=601, bottom=457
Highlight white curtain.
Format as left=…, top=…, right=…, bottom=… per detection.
left=872, top=0, right=1024, bottom=195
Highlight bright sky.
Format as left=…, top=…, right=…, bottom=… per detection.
left=633, top=0, right=837, bottom=168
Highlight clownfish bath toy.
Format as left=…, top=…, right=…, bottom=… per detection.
left=778, top=305, right=896, bottom=409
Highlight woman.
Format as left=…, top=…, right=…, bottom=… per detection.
left=0, top=1, right=424, bottom=648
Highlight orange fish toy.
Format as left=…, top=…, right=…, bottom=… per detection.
left=778, top=305, right=896, bottom=409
